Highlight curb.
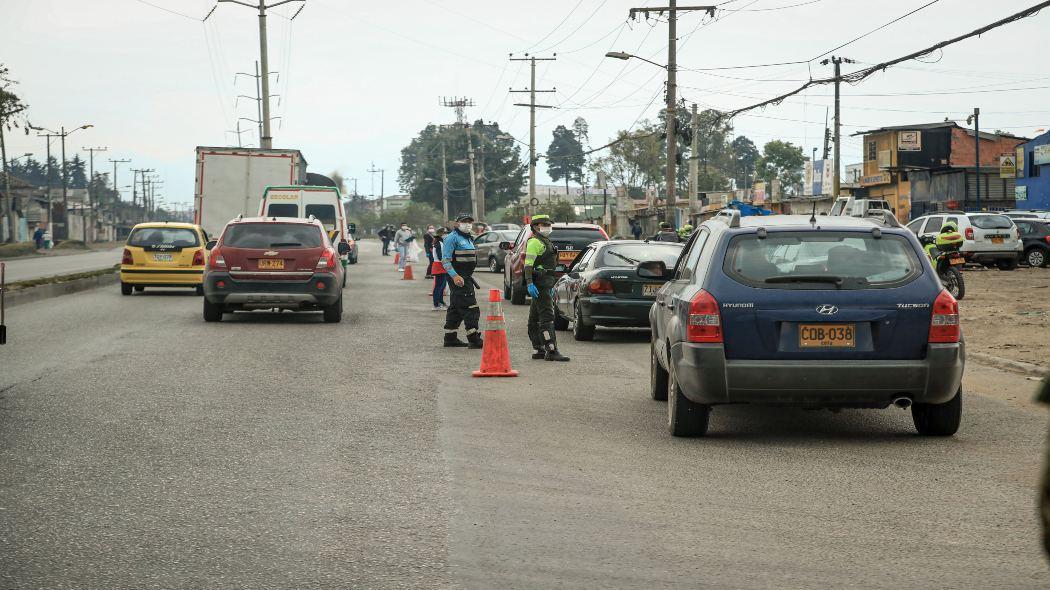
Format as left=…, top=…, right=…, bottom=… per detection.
left=5, top=271, right=119, bottom=308
left=969, top=351, right=1046, bottom=379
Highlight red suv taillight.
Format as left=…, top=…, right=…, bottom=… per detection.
left=964, top=227, right=974, bottom=240
left=121, top=248, right=133, bottom=265
left=316, top=248, right=337, bottom=270
left=192, top=249, right=205, bottom=266
left=586, top=278, right=614, bottom=294
left=928, top=289, right=960, bottom=343
left=687, top=289, right=722, bottom=343
left=207, top=247, right=226, bottom=270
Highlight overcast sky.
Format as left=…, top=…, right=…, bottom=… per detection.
left=3, top=0, right=1049, bottom=209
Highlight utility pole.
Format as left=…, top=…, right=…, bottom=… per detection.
left=236, top=60, right=280, bottom=145
left=37, top=131, right=56, bottom=237
left=510, top=54, right=557, bottom=205
left=478, top=138, right=486, bottom=222
left=822, top=56, right=855, bottom=198
left=466, top=130, right=479, bottom=220
left=131, top=168, right=153, bottom=222
left=968, top=107, right=981, bottom=211
left=218, top=0, right=304, bottom=149
left=109, top=158, right=130, bottom=205
left=440, top=142, right=449, bottom=222
left=367, top=162, right=385, bottom=212
left=688, top=103, right=699, bottom=219
left=0, top=103, right=26, bottom=242
left=81, top=146, right=107, bottom=243
left=627, top=4, right=716, bottom=226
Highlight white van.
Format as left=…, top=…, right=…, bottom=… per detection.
left=258, top=186, right=352, bottom=275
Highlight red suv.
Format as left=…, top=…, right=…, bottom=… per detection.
left=202, top=216, right=345, bottom=323
left=501, top=222, right=608, bottom=305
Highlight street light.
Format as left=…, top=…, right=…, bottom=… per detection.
left=605, top=51, right=667, bottom=70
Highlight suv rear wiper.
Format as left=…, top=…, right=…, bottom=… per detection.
left=765, top=275, right=844, bottom=287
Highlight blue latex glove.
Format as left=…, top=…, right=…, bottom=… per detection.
left=527, top=283, right=540, bottom=298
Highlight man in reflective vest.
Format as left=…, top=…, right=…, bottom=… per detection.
left=441, top=213, right=483, bottom=349
left=524, top=214, right=570, bottom=362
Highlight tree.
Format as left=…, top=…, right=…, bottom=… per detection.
left=378, top=201, right=443, bottom=229
left=67, top=154, right=87, bottom=188
left=399, top=120, right=525, bottom=218
left=756, top=140, right=806, bottom=191
left=546, top=125, right=585, bottom=194
left=1, top=64, right=30, bottom=242
left=729, top=136, right=760, bottom=189
left=548, top=200, right=577, bottom=223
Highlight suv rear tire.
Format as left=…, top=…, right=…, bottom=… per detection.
left=489, top=256, right=500, bottom=273
left=203, top=298, right=223, bottom=322
left=650, top=342, right=668, bottom=401
left=323, top=296, right=343, bottom=323
left=912, top=387, right=962, bottom=436
left=996, top=258, right=1019, bottom=271
left=667, top=363, right=710, bottom=437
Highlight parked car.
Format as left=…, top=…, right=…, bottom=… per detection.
left=474, top=230, right=519, bottom=273
left=906, top=212, right=1022, bottom=270
left=1004, top=210, right=1050, bottom=220
left=1015, top=219, right=1050, bottom=267
left=201, top=216, right=345, bottom=323
left=488, top=223, right=522, bottom=232
left=649, top=212, right=964, bottom=437
left=120, top=222, right=209, bottom=296
left=502, top=222, right=609, bottom=305
left=553, top=240, right=684, bottom=340
left=829, top=197, right=893, bottom=218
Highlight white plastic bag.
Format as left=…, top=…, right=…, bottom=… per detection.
left=406, top=240, right=421, bottom=263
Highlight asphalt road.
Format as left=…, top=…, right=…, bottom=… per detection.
left=1, top=241, right=1048, bottom=588
left=2, top=247, right=123, bottom=282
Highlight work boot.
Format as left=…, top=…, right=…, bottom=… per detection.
left=541, top=323, right=570, bottom=362
left=444, top=332, right=469, bottom=348
left=467, top=332, right=484, bottom=349
left=532, top=349, right=546, bottom=360
left=545, top=349, right=571, bottom=362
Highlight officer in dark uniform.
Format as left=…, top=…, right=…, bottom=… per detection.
left=440, top=214, right=483, bottom=349
left=1036, top=371, right=1050, bottom=557
left=524, top=214, right=569, bottom=362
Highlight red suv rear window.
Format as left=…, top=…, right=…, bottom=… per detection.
left=222, top=223, right=323, bottom=249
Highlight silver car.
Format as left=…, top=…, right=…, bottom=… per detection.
left=474, top=230, right=518, bottom=272
left=906, top=212, right=1022, bottom=270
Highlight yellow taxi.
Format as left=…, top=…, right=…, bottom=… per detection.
left=120, top=222, right=209, bottom=296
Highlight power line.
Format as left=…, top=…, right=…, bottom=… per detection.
left=523, top=0, right=586, bottom=52
left=809, top=0, right=941, bottom=62
left=131, top=0, right=205, bottom=21
left=534, top=0, right=611, bottom=54
left=719, top=0, right=823, bottom=11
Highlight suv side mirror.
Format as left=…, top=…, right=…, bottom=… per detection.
left=638, top=260, right=669, bottom=279
left=205, top=240, right=217, bottom=251
left=499, top=241, right=512, bottom=251
left=347, top=222, right=357, bottom=235
left=337, top=241, right=351, bottom=255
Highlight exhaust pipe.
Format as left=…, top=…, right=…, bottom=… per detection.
left=892, top=397, right=913, bottom=409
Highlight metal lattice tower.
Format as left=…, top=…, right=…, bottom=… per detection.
left=440, top=97, right=475, bottom=125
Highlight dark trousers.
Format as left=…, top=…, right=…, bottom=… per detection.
left=432, top=274, right=448, bottom=307
left=527, top=284, right=556, bottom=350
left=381, top=238, right=391, bottom=255
left=444, top=279, right=479, bottom=334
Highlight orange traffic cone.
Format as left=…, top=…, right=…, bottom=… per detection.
left=394, top=252, right=401, bottom=267
left=473, top=289, right=519, bottom=378
left=402, top=264, right=415, bottom=280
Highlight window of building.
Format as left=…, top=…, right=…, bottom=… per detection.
left=867, top=141, right=877, bottom=161
left=1031, top=151, right=1042, bottom=177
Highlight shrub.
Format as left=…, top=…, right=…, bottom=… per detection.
left=54, top=240, right=88, bottom=250
left=0, top=242, right=39, bottom=258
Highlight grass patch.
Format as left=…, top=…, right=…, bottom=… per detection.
left=7, top=265, right=118, bottom=291
left=54, top=240, right=88, bottom=250
left=0, top=242, right=39, bottom=259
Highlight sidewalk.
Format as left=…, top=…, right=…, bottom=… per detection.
left=2, top=247, right=123, bottom=283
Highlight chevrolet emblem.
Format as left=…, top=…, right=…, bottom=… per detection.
left=263, top=250, right=279, bottom=256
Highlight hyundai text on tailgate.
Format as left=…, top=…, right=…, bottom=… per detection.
left=648, top=212, right=964, bottom=437
left=202, top=217, right=344, bottom=323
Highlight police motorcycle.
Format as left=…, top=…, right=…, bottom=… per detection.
left=919, top=234, right=966, bottom=300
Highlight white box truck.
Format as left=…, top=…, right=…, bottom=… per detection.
left=193, top=146, right=308, bottom=238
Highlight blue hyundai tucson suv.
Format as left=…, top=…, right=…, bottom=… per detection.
left=646, top=211, right=964, bottom=438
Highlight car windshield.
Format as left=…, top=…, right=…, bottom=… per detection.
left=724, top=232, right=921, bottom=290
left=222, top=223, right=323, bottom=249
left=970, top=215, right=1012, bottom=230
left=128, top=227, right=199, bottom=248
left=599, top=243, right=682, bottom=268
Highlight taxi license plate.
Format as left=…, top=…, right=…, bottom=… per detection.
left=152, top=253, right=173, bottom=262
left=799, top=324, right=855, bottom=348
left=949, top=256, right=966, bottom=265
left=991, top=236, right=1004, bottom=244
left=557, top=251, right=578, bottom=263
left=259, top=259, right=285, bottom=270
left=643, top=283, right=661, bottom=296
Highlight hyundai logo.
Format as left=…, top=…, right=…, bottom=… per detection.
left=816, top=304, right=839, bottom=315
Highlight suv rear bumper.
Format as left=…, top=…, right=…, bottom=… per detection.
left=671, top=341, right=964, bottom=407
left=202, top=271, right=341, bottom=308
left=962, top=250, right=1020, bottom=263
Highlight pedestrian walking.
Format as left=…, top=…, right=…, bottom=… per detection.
left=423, top=224, right=436, bottom=279
left=524, top=214, right=569, bottom=362
left=440, top=214, right=483, bottom=349
left=378, top=225, right=392, bottom=256
left=393, top=222, right=414, bottom=272
left=631, top=219, right=642, bottom=241
left=430, top=227, right=448, bottom=310
left=32, top=225, right=44, bottom=250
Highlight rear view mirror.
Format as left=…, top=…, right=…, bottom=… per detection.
left=499, top=241, right=512, bottom=251
left=347, top=223, right=357, bottom=234
left=205, top=240, right=217, bottom=251
left=638, top=260, right=669, bottom=279
left=337, top=241, right=351, bottom=255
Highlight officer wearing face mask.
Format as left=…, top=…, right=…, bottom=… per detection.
left=524, top=214, right=570, bottom=362
left=440, top=214, right=483, bottom=349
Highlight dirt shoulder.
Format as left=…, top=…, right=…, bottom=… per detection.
left=961, top=266, right=1049, bottom=369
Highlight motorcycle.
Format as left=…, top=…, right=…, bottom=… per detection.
left=920, top=235, right=966, bottom=300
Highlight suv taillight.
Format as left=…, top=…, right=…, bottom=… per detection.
left=207, top=247, right=226, bottom=270
left=964, top=227, right=974, bottom=240
left=586, top=278, right=614, bottom=294
left=121, top=248, right=133, bottom=265
left=928, top=289, right=960, bottom=343
left=687, top=290, right=722, bottom=343
left=192, top=249, right=205, bottom=266
left=316, top=248, right=337, bottom=270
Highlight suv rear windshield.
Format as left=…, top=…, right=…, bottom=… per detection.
left=970, top=215, right=1012, bottom=230
left=222, top=223, right=323, bottom=249
left=549, top=228, right=605, bottom=249
left=128, top=227, right=199, bottom=249
left=724, top=232, right=921, bottom=290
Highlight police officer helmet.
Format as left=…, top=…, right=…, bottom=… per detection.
left=456, top=213, right=474, bottom=223
left=940, top=221, right=958, bottom=234
left=530, top=214, right=553, bottom=227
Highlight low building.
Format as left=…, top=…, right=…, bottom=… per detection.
left=1016, top=130, right=1050, bottom=210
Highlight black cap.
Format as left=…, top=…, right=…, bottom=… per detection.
left=456, top=213, right=474, bottom=222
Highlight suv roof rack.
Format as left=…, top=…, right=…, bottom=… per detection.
left=713, top=209, right=741, bottom=229
left=866, top=209, right=901, bottom=228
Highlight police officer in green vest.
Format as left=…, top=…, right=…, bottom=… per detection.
left=525, top=215, right=570, bottom=362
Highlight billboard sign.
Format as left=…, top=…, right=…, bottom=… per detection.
left=753, top=182, right=766, bottom=204
left=898, top=131, right=922, bottom=151
left=1035, top=144, right=1050, bottom=166
left=1000, top=154, right=1017, bottom=179
left=1016, top=185, right=1028, bottom=201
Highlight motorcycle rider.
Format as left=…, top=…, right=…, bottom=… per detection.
left=924, top=221, right=964, bottom=260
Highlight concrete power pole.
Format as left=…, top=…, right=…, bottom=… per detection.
left=466, top=130, right=479, bottom=220
left=440, top=142, right=449, bottom=222
left=822, top=56, right=854, bottom=198
left=688, top=103, right=699, bottom=219
left=510, top=54, right=557, bottom=206
left=82, top=146, right=107, bottom=243
left=968, top=107, right=981, bottom=211
left=367, top=163, right=385, bottom=212
left=628, top=4, right=716, bottom=226
left=218, top=0, right=304, bottom=149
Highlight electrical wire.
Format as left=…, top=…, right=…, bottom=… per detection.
left=131, top=0, right=204, bottom=21
left=534, top=1, right=611, bottom=54
left=523, top=0, right=587, bottom=52
left=719, top=0, right=823, bottom=11
left=809, top=0, right=941, bottom=62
